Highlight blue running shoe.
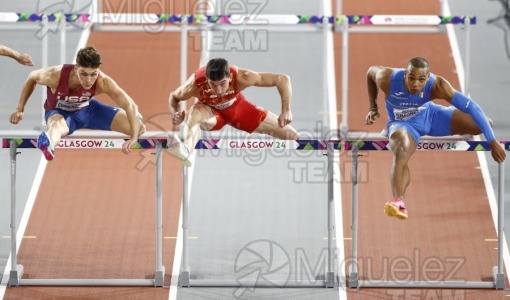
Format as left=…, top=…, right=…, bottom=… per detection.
left=37, top=132, right=55, bottom=161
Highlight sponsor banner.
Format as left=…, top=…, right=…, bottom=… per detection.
left=2, top=139, right=507, bottom=151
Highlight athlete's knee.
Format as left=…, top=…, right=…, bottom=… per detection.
left=139, top=123, right=146, bottom=136
left=188, top=106, right=204, bottom=124
left=189, top=104, right=209, bottom=118
left=136, top=113, right=146, bottom=135
left=390, top=130, right=411, bottom=156
left=286, top=128, right=299, bottom=140
left=199, top=123, right=212, bottom=131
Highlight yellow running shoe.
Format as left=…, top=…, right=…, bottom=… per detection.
left=384, top=198, right=408, bottom=220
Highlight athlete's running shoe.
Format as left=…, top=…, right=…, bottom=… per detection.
left=37, top=131, right=55, bottom=161
left=384, top=198, right=408, bottom=220
left=167, top=132, right=192, bottom=167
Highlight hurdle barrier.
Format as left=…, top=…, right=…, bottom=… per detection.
left=178, top=139, right=340, bottom=288
left=1, top=130, right=168, bottom=287
left=343, top=139, right=508, bottom=289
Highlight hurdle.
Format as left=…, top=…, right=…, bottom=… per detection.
left=0, top=130, right=168, bottom=287
left=177, top=138, right=341, bottom=288
left=344, top=139, right=509, bottom=289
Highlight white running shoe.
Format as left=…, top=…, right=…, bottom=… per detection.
left=167, top=132, right=192, bottom=167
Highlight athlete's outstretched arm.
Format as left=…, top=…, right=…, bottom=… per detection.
left=0, top=44, right=34, bottom=66
left=237, top=68, right=293, bottom=127
left=9, top=66, right=57, bottom=124
left=433, top=76, right=506, bottom=162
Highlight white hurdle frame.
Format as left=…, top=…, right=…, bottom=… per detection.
left=346, top=141, right=506, bottom=289
left=178, top=140, right=338, bottom=288
left=1, top=130, right=167, bottom=287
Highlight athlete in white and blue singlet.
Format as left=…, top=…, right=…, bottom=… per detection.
left=365, top=57, right=506, bottom=220
left=9, top=46, right=145, bottom=161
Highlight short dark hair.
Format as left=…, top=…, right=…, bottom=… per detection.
left=76, top=46, right=102, bottom=68
left=206, top=58, right=230, bottom=81
left=408, top=57, right=429, bottom=69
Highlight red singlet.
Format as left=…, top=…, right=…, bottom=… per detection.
left=194, top=66, right=268, bottom=133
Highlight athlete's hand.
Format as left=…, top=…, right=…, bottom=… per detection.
left=365, top=109, right=380, bottom=125
left=122, top=138, right=137, bottom=154
left=172, top=110, right=185, bottom=125
left=9, top=111, right=23, bottom=124
left=278, top=111, right=293, bottom=127
left=15, top=53, right=34, bottom=66
left=490, top=140, right=506, bottom=163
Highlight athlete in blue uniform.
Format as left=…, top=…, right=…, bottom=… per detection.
left=366, top=57, right=506, bottom=220
left=9, top=46, right=145, bottom=160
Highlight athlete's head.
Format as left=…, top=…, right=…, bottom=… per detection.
left=404, top=57, right=430, bottom=95
left=75, top=46, right=102, bottom=90
left=206, top=58, right=232, bottom=97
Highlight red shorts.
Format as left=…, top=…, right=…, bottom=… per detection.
left=209, top=95, right=268, bottom=133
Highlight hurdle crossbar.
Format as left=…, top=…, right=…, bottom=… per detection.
left=2, top=131, right=168, bottom=287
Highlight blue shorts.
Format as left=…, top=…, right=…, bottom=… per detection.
left=45, top=99, right=119, bottom=134
left=387, top=102, right=455, bottom=144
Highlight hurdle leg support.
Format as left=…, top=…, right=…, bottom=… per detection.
left=325, top=143, right=338, bottom=288
left=8, top=265, right=24, bottom=287
left=154, top=142, right=166, bottom=287
left=349, top=144, right=360, bottom=288
left=179, top=271, right=191, bottom=288
left=179, top=165, right=191, bottom=288
left=8, top=140, right=23, bottom=287
left=494, top=161, right=506, bottom=289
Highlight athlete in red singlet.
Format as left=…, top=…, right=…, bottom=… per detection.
left=167, top=58, right=299, bottom=167
left=9, top=46, right=145, bottom=160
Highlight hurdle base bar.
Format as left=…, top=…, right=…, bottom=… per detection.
left=357, top=280, right=496, bottom=289
left=16, top=279, right=157, bottom=286
left=8, top=264, right=24, bottom=287
left=183, top=279, right=333, bottom=288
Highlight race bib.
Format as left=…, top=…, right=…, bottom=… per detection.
left=393, top=107, right=424, bottom=121
left=56, top=100, right=89, bottom=111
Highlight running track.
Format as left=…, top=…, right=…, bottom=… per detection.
left=3, top=0, right=509, bottom=299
